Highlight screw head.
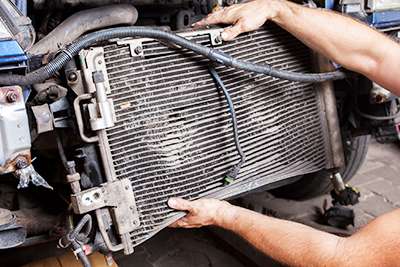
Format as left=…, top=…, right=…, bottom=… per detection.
left=68, top=72, right=78, bottom=82
left=134, top=46, right=143, bottom=55
left=6, top=90, right=18, bottom=103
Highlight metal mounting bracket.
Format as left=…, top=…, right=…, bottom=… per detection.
left=117, top=39, right=144, bottom=57
left=71, top=179, right=140, bottom=235
left=87, top=70, right=116, bottom=131
left=79, top=47, right=116, bottom=131
left=115, top=27, right=224, bottom=59
left=80, top=47, right=111, bottom=94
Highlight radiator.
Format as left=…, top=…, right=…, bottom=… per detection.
left=94, top=25, right=334, bottom=249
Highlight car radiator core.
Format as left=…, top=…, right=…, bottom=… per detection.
left=94, top=25, right=334, bottom=249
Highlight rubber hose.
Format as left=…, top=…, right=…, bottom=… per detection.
left=30, top=4, right=138, bottom=55
left=69, top=214, right=92, bottom=240
left=71, top=240, right=92, bottom=267
left=0, top=27, right=346, bottom=86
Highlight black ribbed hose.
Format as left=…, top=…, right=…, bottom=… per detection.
left=0, top=27, right=346, bottom=86
left=60, top=214, right=93, bottom=267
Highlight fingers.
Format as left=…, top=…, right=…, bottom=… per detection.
left=169, top=219, right=202, bottom=229
left=168, top=197, right=194, bottom=212
left=193, top=10, right=225, bottom=27
left=221, top=22, right=244, bottom=41
left=194, top=5, right=241, bottom=27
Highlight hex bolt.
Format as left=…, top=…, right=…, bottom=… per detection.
left=68, top=72, right=78, bottom=82
left=6, top=90, right=18, bottom=103
left=134, top=46, right=142, bottom=55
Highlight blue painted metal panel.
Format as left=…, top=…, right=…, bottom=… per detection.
left=0, top=40, right=27, bottom=65
left=325, top=0, right=335, bottom=9
left=368, top=10, right=400, bottom=28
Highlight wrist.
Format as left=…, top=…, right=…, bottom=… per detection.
left=213, top=201, right=238, bottom=229
left=266, top=0, right=291, bottom=25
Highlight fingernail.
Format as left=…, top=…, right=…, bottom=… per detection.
left=168, top=198, right=177, bottom=208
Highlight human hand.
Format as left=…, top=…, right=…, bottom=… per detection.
left=168, top=197, right=231, bottom=228
left=193, top=0, right=282, bottom=41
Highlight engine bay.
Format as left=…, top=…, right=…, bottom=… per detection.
left=0, top=0, right=399, bottom=263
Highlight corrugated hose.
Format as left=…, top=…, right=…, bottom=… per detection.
left=0, top=27, right=347, bottom=86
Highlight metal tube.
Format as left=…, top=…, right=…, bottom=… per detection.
left=330, top=172, right=346, bottom=192
left=95, top=209, right=124, bottom=252
left=314, top=54, right=345, bottom=169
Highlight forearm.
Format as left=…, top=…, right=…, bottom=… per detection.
left=169, top=198, right=400, bottom=267
left=216, top=204, right=344, bottom=267
left=270, top=0, right=400, bottom=92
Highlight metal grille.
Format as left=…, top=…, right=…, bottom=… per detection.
left=101, top=25, right=331, bottom=247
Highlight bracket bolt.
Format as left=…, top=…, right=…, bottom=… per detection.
left=134, top=46, right=142, bottom=55
left=6, top=90, right=18, bottom=103
left=68, top=72, right=78, bottom=82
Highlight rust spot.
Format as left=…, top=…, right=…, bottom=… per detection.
left=0, top=152, right=31, bottom=174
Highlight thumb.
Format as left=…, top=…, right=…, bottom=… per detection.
left=221, top=23, right=243, bottom=41
left=168, top=197, right=193, bottom=211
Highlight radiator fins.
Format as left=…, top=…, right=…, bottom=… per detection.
left=101, top=25, right=331, bottom=247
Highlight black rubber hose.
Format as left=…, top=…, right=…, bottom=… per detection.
left=29, top=4, right=138, bottom=55
left=0, top=27, right=346, bottom=86
left=68, top=214, right=92, bottom=240
left=64, top=214, right=92, bottom=267
left=71, top=240, right=92, bottom=267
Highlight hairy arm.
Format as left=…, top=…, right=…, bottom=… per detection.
left=195, top=0, right=400, bottom=94
left=168, top=198, right=400, bottom=267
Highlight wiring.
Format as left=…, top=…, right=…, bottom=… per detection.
left=208, top=66, right=246, bottom=184
left=59, top=214, right=93, bottom=267
left=355, top=97, right=400, bottom=121
left=0, top=27, right=346, bottom=86
left=357, top=109, right=400, bottom=120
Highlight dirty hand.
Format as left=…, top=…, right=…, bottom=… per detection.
left=193, top=0, right=282, bottom=41
left=168, top=197, right=231, bottom=228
